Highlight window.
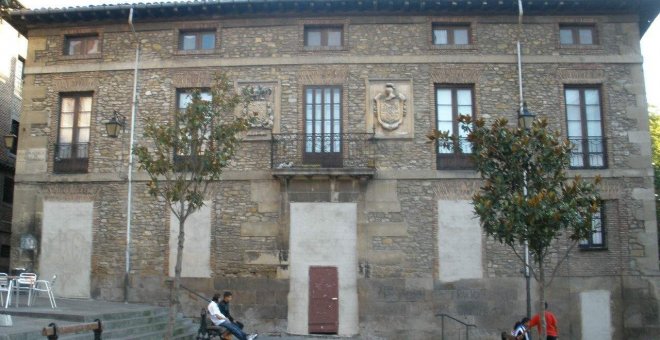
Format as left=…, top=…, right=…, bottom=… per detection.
left=436, top=86, right=474, bottom=169
left=304, top=86, right=342, bottom=167
left=14, top=56, right=24, bottom=96
left=2, top=176, right=13, bottom=205
left=304, top=26, right=343, bottom=47
left=560, top=25, right=596, bottom=45
left=64, top=34, right=100, bottom=56
left=433, top=24, right=470, bottom=45
left=0, top=245, right=9, bottom=258
left=580, top=204, right=605, bottom=249
left=179, top=31, right=216, bottom=51
left=8, top=120, right=18, bottom=155
left=54, top=93, right=92, bottom=173
left=565, top=87, right=606, bottom=168
left=175, top=89, right=212, bottom=167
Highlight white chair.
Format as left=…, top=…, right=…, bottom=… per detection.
left=0, top=273, right=10, bottom=307
left=13, top=273, right=37, bottom=307
left=30, top=275, right=57, bottom=308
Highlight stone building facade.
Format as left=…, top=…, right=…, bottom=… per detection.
left=6, top=1, right=660, bottom=339
left=0, top=4, right=26, bottom=273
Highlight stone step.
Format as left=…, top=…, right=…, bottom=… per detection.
left=56, top=314, right=195, bottom=339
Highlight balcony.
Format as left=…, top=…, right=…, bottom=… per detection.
left=569, top=137, right=607, bottom=169
left=271, top=133, right=375, bottom=178
left=54, top=143, right=89, bottom=173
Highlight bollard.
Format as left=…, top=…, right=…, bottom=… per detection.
left=93, top=319, right=103, bottom=340
left=46, top=322, right=58, bottom=340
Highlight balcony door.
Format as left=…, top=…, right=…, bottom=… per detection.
left=55, top=93, right=92, bottom=173
left=304, top=86, right=342, bottom=167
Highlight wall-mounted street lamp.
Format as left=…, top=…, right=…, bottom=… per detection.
left=3, top=134, right=17, bottom=151
left=518, top=102, right=536, bottom=130
left=105, top=110, right=126, bottom=138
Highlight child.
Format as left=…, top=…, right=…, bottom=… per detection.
left=512, top=317, right=531, bottom=340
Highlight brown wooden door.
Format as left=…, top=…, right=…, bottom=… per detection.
left=308, top=266, right=339, bottom=334
left=303, top=86, right=342, bottom=168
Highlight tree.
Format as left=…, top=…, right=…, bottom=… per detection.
left=133, top=73, right=255, bottom=338
left=428, top=116, right=600, bottom=339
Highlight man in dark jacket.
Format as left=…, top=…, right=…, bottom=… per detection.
left=218, top=291, right=244, bottom=329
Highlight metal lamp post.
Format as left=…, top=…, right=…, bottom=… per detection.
left=518, top=103, right=535, bottom=318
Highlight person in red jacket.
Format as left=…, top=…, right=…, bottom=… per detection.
left=529, top=302, right=559, bottom=340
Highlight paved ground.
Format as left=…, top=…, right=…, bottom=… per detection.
left=0, top=297, right=358, bottom=339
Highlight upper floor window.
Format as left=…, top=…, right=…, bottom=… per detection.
left=179, top=30, right=216, bottom=51
left=436, top=85, right=474, bottom=169
left=65, top=34, right=100, bottom=56
left=303, top=86, right=342, bottom=167
left=2, top=176, right=13, bottom=205
left=433, top=24, right=470, bottom=45
left=565, top=87, right=606, bottom=168
left=560, top=25, right=596, bottom=45
left=8, top=120, right=19, bottom=155
left=580, top=204, right=605, bottom=249
left=175, top=89, right=212, bottom=167
left=14, top=56, right=24, bottom=96
left=55, top=93, right=92, bottom=173
left=304, top=26, right=343, bottom=47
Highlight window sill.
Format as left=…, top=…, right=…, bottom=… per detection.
left=58, top=53, right=103, bottom=61
left=430, top=44, right=476, bottom=50
left=558, top=44, right=603, bottom=50
left=578, top=246, right=607, bottom=251
left=302, top=46, right=348, bottom=53
left=174, top=49, right=219, bottom=56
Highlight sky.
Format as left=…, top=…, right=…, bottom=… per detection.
left=17, top=0, right=660, bottom=108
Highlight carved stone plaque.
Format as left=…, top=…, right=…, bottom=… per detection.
left=236, top=81, right=280, bottom=140
left=366, top=80, right=414, bottom=139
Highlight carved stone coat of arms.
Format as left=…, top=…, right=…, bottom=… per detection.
left=373, top=83, right=407, bottom=130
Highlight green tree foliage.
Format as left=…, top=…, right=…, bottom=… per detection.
left=429, top=116, right=600, bottom=338
left=133, top=73, right=255, bottom=338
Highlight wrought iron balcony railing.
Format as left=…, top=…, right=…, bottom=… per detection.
left=568, top=137, right=607, bottom=169
left=54, top=143, right=89, bottom=173
left=436, top=137, right=474, bottom=170
left=271, top=133, right=375, bottom=169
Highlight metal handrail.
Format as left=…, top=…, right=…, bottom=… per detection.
left=180, top=284, right=210, bottom=303
left=435, top=313, right=477, bottom=340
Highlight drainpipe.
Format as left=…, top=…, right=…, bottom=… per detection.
left=124, top=6, right=140, bottom=303
left=516, top=0, right=532, bottom=319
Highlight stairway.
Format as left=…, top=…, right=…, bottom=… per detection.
left=1, top=305, right=198, bottom=340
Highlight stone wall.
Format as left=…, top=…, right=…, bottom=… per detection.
left=10, top=11, right=659, bottom=339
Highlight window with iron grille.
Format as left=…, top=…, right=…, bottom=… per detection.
left=179, top=31, right=216, bottom=51
left=564, top=87, right=606, bottom=168
left=580, top=203, right=606, bottom=249
left=64, top=34, right=100, bottom=56
left=559, top=25, right=597, bottom=45
left=304, top=86, right=342, bottom=167
left=432, top=24, right=470, bottom=45
left=55, top=93, right=92, bottom=173
left=436, top=85, right=474, bottom=169
left=304, top=26, right=343, bottom=48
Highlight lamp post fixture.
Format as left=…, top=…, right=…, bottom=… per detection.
left=3, top=133, right=17, bottom=152
left=105, top=110, right=126, bottom=138
left=518, top=102, right=536, bottom=318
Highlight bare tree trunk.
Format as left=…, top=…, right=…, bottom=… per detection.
left=167, top=214, right=186, bottom=339
left=539, top=258, right=547, bottom=340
